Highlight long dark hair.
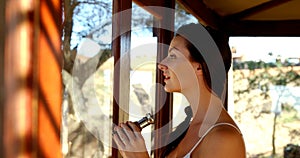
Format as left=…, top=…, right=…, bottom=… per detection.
left=176, top=23, right=232, bottom=98
left=160, top=23, right=232, bottom=157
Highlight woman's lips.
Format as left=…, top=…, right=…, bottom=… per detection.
left=163, top=72, right=170, bottom=82
left=164, top=76, right=170, bottom=82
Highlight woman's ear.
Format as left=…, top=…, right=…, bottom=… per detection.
left=195, top=63, right=202, bottom=76
left=191, top=62, right=202, bottom=75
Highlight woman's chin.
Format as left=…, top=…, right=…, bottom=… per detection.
left=164, top=86, right=180, bottom=93
left=164, top=87, right=170, bottom=92
left=164, top=86, right=172, bottom=92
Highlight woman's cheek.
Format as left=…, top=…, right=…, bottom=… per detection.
left=171, top=61, right=196, bottom=89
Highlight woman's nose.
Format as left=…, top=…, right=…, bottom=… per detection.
left=158, top=63, right=168, bottom=71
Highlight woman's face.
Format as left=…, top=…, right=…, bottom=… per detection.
left=158, top=36, right=199, bottom=93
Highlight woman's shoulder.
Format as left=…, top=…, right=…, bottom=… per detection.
left=203, top=122, right=243, bottom=143
left=212, top=122, right=242, bottom=135
left=192, top=123, right=246, bottom=158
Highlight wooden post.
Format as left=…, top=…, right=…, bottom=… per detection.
left=130, top=1, right=175, bottom=156
left=153, top=2, right=175, bottom=157
left=4, top=0, right=37, bottom=157
left=112, top=0, right=132, bottom=157
left=2, top=0, right=62, bottom=157
left=37, top=0, right=62, bottom=157
left=0, top=0, right=5, bottom=155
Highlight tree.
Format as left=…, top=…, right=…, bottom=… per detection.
left=62, top=0, right=113, bottom=157
left=234, top=60, right=300, bottom=157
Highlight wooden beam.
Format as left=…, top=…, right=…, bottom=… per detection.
left=224, top=20, right=300, bottom=36
left=112, top=0, right=132, bottom=157
left=153, top=1, right=175, bottom=158
left=176, top=0, right=221, bottom=29
left=0, top=0, right=5, bottom=155
left=132, top=0, right=170, bottom=19
left=133, top=0, right=164, bottom=7
left=37, top=0, right=62, bottom=157
left=4, top=0, right=62, bottom=157
left=4, top=1, right=37, bottom=157
left=126, top=1, right=176, bottom=157
left=224, top=0, right=292, bottom=21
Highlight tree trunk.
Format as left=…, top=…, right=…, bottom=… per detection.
left=62, top=0, right=78, bottom=73
left=272, top=113, right=278, bottom=157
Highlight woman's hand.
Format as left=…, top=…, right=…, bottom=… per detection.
left=113, top=121, right=150, bottom=158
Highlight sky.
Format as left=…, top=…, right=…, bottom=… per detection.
left=130, top=36, right=300, bottom=64
left=229, top=37, right=300, bottom=62
left=77, top=33, right=300, bottom=65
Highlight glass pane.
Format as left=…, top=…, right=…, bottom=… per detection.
left=61, top=0, right=113, bottom=157
left=229, top=37, right=300, bottom=158
left=174, top=1, right=198, bottom=31
left=129, top=3, right=157, bottom=156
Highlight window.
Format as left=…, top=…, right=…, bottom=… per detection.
left=62, top=0, right=203, bottom=157
left=130, top=3, right=157, bottom=154
left=61, top=0, right=113, bottom=157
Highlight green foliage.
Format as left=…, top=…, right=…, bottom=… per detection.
left=233, top=62, right=300, bottom=120
left=235, top=62, right=300, bottom=94
left=234, top=62, right=300, bottom=158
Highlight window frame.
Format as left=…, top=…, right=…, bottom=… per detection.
left=112, top=0, right=175, bottom=157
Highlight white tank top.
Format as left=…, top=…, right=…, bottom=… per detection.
left=183, top=123, right=242, bottom=158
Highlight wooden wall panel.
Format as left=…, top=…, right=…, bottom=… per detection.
left=0, top=0, right=5, bottom=156
left=4, top=1, right=36, bottom=157
left=2, top=0, right=62, bottom=157
left=37, top=0, right=62, bottom=157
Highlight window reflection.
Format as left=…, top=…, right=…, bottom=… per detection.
left=61, top=0, right=113, bottom=157
left=129, top=3, right=157, bottom=155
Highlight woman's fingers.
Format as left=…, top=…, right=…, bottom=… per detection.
left=127, top=122, right=143, bottom=138
left=115, top=125, right=130, bottom=143
left=113, top=121, right=148, bottom=153
left=127, top=121, right=140, bottom=131
left=113, top=130, right=126, bottom=150
left=121, top=123, right=136, bottom=140
left=113, top=122, right=139, bottom=145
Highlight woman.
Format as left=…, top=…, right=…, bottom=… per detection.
left=112, top=23, right=246, bottom=158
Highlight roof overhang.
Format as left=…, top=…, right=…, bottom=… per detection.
left=178, top=0, right=300, bottom=36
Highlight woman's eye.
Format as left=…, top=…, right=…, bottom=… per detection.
left=169, top=54, right=176, bottom=59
